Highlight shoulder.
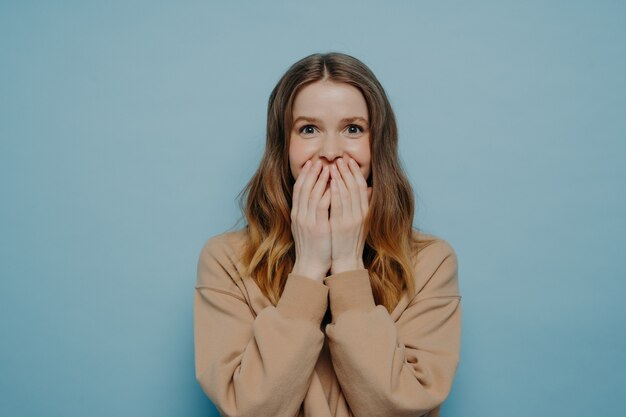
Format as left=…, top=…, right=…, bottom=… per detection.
left=411, top=229, right=457, bottom=263
left=410, top=229, right=460, bottom=299
left=199, top=227, right=248, bottom=259
left=196, top=227, right=249, bottom=289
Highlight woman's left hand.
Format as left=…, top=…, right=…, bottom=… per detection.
left=329, top=156, right=373, bottom=275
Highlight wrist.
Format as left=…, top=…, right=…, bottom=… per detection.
left=330, top=259, right=365, bottom=275
left=291, top=262, right=328, bottom=281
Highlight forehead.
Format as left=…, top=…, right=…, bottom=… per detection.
left=292, top=81, right=368, bottom=119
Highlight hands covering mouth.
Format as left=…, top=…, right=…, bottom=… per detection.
left=290, top=157, right=373, bottom=281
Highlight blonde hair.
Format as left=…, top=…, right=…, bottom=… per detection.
left=234, top=52, right=437, bottom=313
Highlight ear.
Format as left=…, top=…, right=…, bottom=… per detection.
left=367, top=187, right=372, bottom=203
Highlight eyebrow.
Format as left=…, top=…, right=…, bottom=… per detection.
left=293, top=116, right=369, bottom=125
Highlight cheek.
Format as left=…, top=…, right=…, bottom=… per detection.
left=288, top=158, right=298, bottom=179
left=354, top=145, right=371, bottom=179
left=288, top=141, right=298, bottom=177
left=289, top=138, right=315, bottom=179
left=361, top=164, right=371, bottom=182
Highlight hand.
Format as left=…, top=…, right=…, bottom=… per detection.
left=329, top=157, right=373, bottom=274
left=290, top=159, right=332, bottom=281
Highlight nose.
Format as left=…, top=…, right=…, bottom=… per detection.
left=319, top=136, right=343, bottom=164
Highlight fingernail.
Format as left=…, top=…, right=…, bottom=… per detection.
left=338, top=158, right=344, bottom=165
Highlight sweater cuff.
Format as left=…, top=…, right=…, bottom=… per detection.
left=276, top=273, right=329, bottom=324
left=323, top=269, right=376, bottom=316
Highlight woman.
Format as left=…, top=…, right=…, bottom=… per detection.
left=194, top=52, right=462, bottom=417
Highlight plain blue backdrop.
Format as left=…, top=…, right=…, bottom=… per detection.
left=1, top=1, right=624, bottom=416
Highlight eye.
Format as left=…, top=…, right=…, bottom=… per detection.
left=298, top=124, right=317, bottom=136
left=346, top=124, right=364, bottom=135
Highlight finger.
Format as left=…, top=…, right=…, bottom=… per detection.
left=332, top=163, right=351, bottom=220
left=336, top=158, right=360, bottom=217
left=317, top=187, right=331, bottom=224
left=310, top=165, right=330, bottom=218
left=292, top=160, right=311, bottom=215
left=330, top=176, right=342, bottom=221
left=299, top=160, right=322, bottom=219
left=347, top=158, right=369, bottom=217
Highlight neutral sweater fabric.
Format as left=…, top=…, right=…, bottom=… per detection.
left=194, top=228, right=462, bottom=417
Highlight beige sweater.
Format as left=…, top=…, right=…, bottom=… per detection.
left=194, top=228, right=462, bottom=417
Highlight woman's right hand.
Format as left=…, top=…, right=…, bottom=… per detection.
left=290, top=159, right=332, bottom=282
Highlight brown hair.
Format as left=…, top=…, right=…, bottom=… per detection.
left=234, top=51, right=437, bottom=313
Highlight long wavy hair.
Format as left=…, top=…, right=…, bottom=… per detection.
left=234, top=51, right=437, bottom=313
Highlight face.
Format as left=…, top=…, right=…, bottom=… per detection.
left=288, top=80, right=371, bottom=187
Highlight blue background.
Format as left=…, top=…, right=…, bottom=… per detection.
left=1, top=1, right=624, bottom=416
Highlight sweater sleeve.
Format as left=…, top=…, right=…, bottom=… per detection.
left=193, top=235, right=329, bottom=417
left=323, top=240, right=462, bottom=417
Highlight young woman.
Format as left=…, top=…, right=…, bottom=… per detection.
left=194, top=52, right=462, bottom=417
